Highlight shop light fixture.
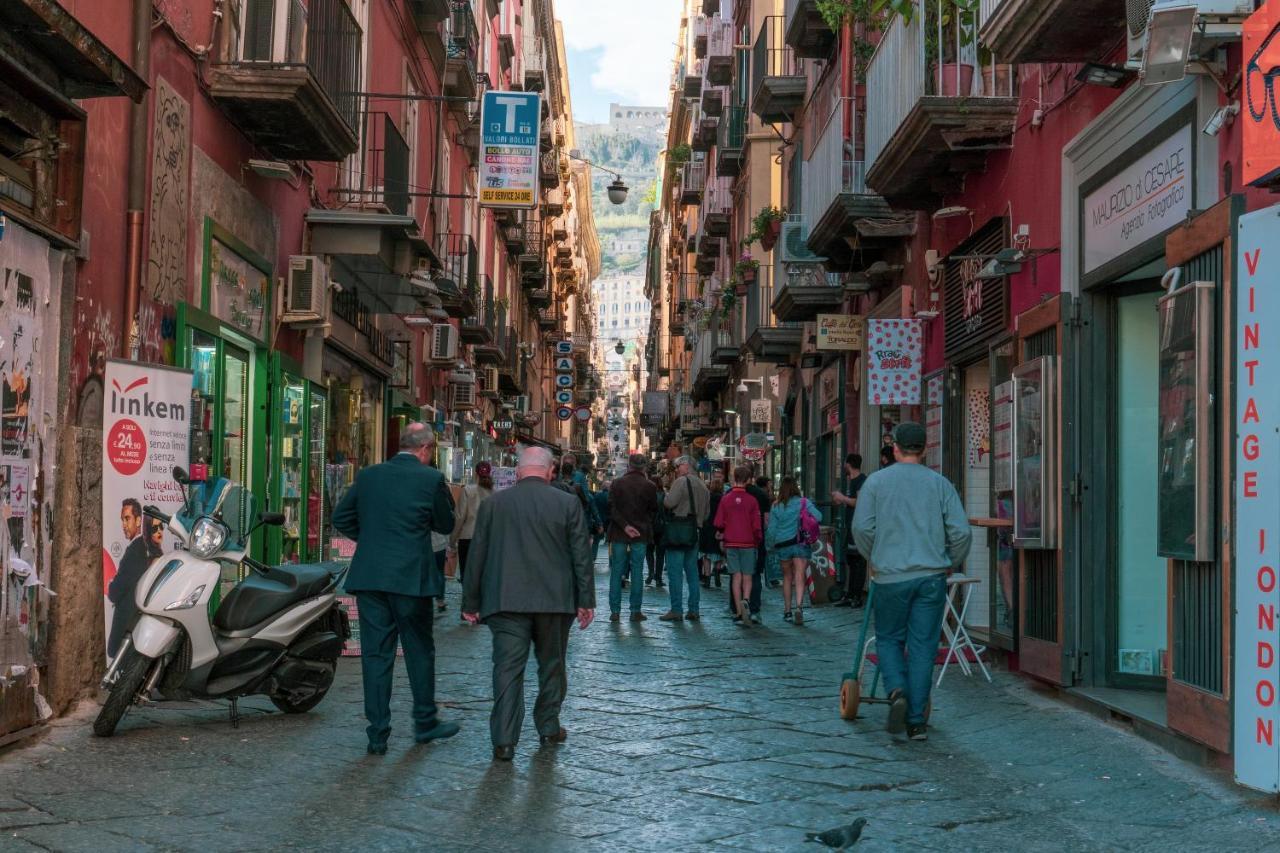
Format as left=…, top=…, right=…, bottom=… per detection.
left=247, top=159, right=294, bottom=181
left=1142, top=3, right=1198, bottom=86
left=1075, top=62, right=1135, bottom=89
left=1202, top=101, right=1240, bottom=136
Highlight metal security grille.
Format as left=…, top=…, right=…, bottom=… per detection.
left=944, top=221, right=1008, bottom=361
left=1169, top=243, right=1223, bottom=693
left=1024, top=327, right=1057, bottom=359
left=1024, top=549, right=1057, bottom=642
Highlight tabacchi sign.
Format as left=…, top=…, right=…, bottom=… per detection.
left=1083, top=125, right=1192, bottom=274
left=1235, top=208, right=1280, bottom=793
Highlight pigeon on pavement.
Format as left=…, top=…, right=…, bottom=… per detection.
left=804, top=818, right=867, bottom=850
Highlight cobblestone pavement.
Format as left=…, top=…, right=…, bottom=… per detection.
left=1, top=560, right=1279, bottom=852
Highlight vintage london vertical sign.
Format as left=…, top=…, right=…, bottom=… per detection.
left=1236, top=208, right=1280, bottom=792
left=101, top=360, right=192, bottom=659
left=479, top=91, right=541, bottom=209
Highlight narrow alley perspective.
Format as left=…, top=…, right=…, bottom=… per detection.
left=6, top=0, right=1280, bottom=850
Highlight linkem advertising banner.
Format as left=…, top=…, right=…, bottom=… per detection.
left=101, top=360, right=192, bottom=660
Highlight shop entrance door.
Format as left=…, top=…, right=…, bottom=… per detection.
left=961, top=360, right=993, bottom=635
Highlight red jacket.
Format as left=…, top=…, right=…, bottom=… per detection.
left=714, top=487, right=763, bottom=549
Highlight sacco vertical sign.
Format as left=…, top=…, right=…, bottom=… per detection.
left=479, top=91, right=541, bottom=209
left=1236, top=208, right=1280, bottom=793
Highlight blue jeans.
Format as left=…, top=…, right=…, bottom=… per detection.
left=665, top=547, right=700, bottom=615
left=609, top=542, right=646, bottom=615
left=871, top=573, right=948, bottom=725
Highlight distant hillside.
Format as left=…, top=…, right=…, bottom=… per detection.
left=576, top=124, right=662, bottom=276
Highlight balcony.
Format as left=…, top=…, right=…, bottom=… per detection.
left=784, top=0, right=836, bottom=59
left=706, top=19, right=735, bottom=85
left=529, top=287, right=552, bottom=308
left=497, top=33, right=516, bottom=72
left=702, top=85, right=726, bottom=117
left=523, top=34, right=546, bottom=91
left=680, top=161, right=706, bottom=206
left=694, top=16, right=709, bottom=59
left=701, top=176, right=732, bottom=238
left=462, top=275, right=498, bottom=352
left=702, top=0, right=720, bottom=14
left=501, top=213, right=527, bottom=257
left=436, top=233, right=478, bottom=319
left=802, top=96, right=913, bottom=267
left=329, top=113, right=410, bottom=216
left=538, top=308, right=559, bottom=331
left=684, top=59, right=704, bottom=98
left=771, top=219, right=845, bottom=322
left=864, top=8, right=1019, bottom=210
left=209, top=0, right=360, bottom=161
left=540, top=149, right=562, bottom=189
left=691, top=329, right=732, bottom=402
left=716, top=105, right=746, bottom=177
left=693, top=114, right=719, bottom=151
left=745, top=264, right=803, bottom=363
left=752, top=16, right=805, bottom=124
left=408, top=0, right=450, bottom=27
left=542, top=187, right=565, bottom=217
left=978, top=0, right=1128, bottom=64
left=444, top=1, right=478, bottom=104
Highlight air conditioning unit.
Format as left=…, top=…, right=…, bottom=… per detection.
left=479, top=366, right=500, bottom=394
left=283, top=255, right=327, bottom=322
left=429, top=324, right=459, bottom=362
left=778, top=218, right=827, bottom=265
left=448, top=368, right=476, bottom=385
left=511, top=394, right=531, bottom=414
left=1126, top=0, right=1157, bottom=64
left=1128, top=0, right=1251, bottom=69
left=450, top=381, right=477, bottom=411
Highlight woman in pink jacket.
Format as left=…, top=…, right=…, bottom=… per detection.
left=714, top=465, right=764, bottom=626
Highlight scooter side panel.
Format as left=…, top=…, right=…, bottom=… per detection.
left=131, top=615, right=181, bottom=658
left=134, top=554, right=221, bottom=670
left=233, top=595, right=336, bottom=645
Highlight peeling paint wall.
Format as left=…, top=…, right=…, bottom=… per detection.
left=191, top=147, right=279, bottom=297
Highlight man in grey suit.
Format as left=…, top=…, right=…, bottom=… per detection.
left=462, top=446, right=596, bottom=762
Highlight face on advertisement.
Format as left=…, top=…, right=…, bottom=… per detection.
left=147, top=518, right=165, bottom=558
left=120, top=501, right=141, bottom=540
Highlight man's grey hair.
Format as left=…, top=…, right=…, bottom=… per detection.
left=628, top=453, right=648, bottom=470
left=517, top=446, right=555, bottom=471
left=674, top=455, right=693, bottom=468
left=399, top=422, right=436, bottom=451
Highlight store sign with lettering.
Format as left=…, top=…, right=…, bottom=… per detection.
left=1083, top=124, right=1192, bottom=274
left=555, top=374, right=574, bottom=388
left=555, top=356, right=575, bottom=373
left=209, top=235, right=270, bottom=341
left=866, top=320, right=922, bottom=405
left=479, top=91, right=541, bottom=209
left=1243, top=5, right=1280, bottom=187
left=816, top=314, right=865, bottom=351
left=1235, top=210, right=1280, bottom=793
left=555, top=390, right=573, bottom=405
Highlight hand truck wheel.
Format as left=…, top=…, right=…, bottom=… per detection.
left=839, top=678, right=861, bottom=720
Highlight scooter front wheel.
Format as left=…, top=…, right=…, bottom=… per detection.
left=93, top=649, right=151, bottom=737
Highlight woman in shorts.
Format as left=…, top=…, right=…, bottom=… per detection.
left=765, top=476, right=822, bottom=625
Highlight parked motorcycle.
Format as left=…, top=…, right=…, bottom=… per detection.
left=95, top=467, right=350, bottom=737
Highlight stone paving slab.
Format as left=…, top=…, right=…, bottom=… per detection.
left=0, top=562, right=1278, bottom=852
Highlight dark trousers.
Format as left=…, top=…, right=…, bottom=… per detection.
left=487, top=612, right=573, bottom=748
left=355, top=591, right=438, bottom=746
left=844, top=550, right=868, bottom=602
left=458, top=539, right=472, bottom=582
left=646, top=543, right=666, bottom=583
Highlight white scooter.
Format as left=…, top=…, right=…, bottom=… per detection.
left=95, top=467, right=350, bottom=737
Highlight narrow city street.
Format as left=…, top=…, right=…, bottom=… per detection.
left=0, top=562, right=1276, bottom=853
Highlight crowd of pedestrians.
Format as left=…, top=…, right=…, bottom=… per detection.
left=334, top=421, right=971, bottom=758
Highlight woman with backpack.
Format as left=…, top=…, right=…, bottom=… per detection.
left=765, top=476, right=823, bottom=624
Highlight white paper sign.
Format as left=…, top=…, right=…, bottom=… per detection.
left=1083, top=124, right=1192, bottom=274
left=101, top=360, right=193, bottom=659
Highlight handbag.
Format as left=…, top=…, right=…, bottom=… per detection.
left=662, top=478, right=700, bottom=549
left=798, top=498, right=821, bottom=547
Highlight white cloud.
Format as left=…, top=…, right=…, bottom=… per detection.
left=555, top=0, right=682, bottom=109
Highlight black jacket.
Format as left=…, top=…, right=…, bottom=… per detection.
left=607, top=469, right=659, bottom=543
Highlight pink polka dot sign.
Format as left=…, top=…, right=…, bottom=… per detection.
left=866, top=319, right=923, bottom=405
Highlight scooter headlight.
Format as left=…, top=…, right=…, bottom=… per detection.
left=163, top=584, right=207, bottom=611
left=189, top=517, right=228, bottom=559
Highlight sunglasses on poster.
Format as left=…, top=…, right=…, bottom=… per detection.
left=1247, top=20, right=1280, bottom=131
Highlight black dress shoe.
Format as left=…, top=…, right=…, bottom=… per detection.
left=367, top=742, right=388, bottom=756
left=539, top=728, right=568, bottom=746
left=493, top=745, right=515, bottom=761
left=415, top=721, right=460, bottom=743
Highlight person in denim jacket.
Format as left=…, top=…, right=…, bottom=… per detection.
left=765, top=476, right=822, bottom=625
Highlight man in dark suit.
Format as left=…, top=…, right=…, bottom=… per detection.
left=332, top=423, right=458, bottom=755
left=107, top=498, right=148, bottom=658
left=462, top=446, right=595, bottom=762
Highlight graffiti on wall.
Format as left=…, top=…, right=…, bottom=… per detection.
left=146, top=77, right=190, bottom=306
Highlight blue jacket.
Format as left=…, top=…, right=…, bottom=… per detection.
left=765, top=496, right=822, bottom=549
left=333, top=453, right=455, bottom=597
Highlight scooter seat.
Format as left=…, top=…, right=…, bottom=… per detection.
left=213, top=564, right=335, bottom=632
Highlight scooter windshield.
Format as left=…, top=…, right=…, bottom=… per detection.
left=179, top=478, right=259, bottom=551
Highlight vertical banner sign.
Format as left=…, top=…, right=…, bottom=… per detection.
left=479, top=91, right=541, bottom=209
left=101, top=360, right=193, bottom=660
left=865, top=319, right=923, bottom=405
left=1243, top=5, right=1280, bottom=188
left=1236, top=209, right=1280, bottom=793
left=924, top=406, right=943, bottom=473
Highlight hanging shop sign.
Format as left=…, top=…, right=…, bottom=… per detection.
left=204, top=220, right=271, bottom=342
left=556, top=406, right=573, bottom=421
left=865, top=319, right=923, bottom=405
left=101, top=359, right=193, bottom=659
left=993, top=380, right=1014, bottom=493
left=1243, top=5, right=1280, bottom=188
left=749, top=398, right=771, bottom=424
left=554, top=390, right=574, bottom=405
left=816, top=314, right=865, bottom=351
left=493, top=418, right=514, bottom=433
left=574, top=406, right=592, bottom=422
left=554, top=340, right=574, bottom=355
left=555, top=374, right=574, bottom=389
left=944, top=222, right=1008, bottom=359
left=1082, top=124, right=1192, bottom=275
left=479, top=90, right=541, bottom=209
left=1234, top=208, right=1280, bottom=793
left=492, top=467, right=517, bottom=491
left=555, top=356, right=575, bottom=373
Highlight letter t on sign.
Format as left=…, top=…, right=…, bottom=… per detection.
left=495, top=96, right=522, bottom=133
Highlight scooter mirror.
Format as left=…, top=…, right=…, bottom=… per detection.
left=259, top=511, right=286, bottom=527
left=172, top=466, right=190, bottom=485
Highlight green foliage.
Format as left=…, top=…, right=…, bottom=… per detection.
left=745, top=206, right=785, bottom=245
left=640, top=180, right=658, bottom=207
left=668, top=143, right=692, bottom=166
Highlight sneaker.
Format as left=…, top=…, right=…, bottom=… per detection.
left=658, top=611, right=683, bottom=622
left=735, top=597, right=750, bottom=624
left=609, top=612, right=621, bottom=623
left=794, top=608, right=804, bottom=626
left=783, top=610, right=793, bottom=622
left=907, top=723, right=928, bottom=742
left=886, top=690, right=908, bottom=735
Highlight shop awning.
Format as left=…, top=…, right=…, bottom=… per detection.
left=0, top=0, right=147, bottom=104
left=307, top=209, right=441, bottom=315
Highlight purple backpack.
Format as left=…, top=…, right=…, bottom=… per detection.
left=798, top=498, right=821, bottom=547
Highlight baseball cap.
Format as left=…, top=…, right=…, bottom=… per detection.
left=475, top=461, right=492, bottom=477
left=892, top=422, right=927, bottom=452
left=674, top=455, right=693, bottom=467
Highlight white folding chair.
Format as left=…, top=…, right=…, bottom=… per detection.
left=938, top=575, right=991, bottom=686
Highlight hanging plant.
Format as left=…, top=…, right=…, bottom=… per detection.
left=747, top=206, right=785, bottom=249
left=668, top=143, right=693, bottom=166
left=734, top=256, right=760, bottom=283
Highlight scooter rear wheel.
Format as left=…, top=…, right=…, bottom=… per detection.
left=269, top=660, right=337, bottom=714
left=93, top=649, right=151, bottom=737
left=839, top=679, right=861, bottom=720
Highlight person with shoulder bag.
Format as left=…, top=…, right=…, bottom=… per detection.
left=659, top=457, right=710, bottom=622
left=765, top=476, right=823, bottom=625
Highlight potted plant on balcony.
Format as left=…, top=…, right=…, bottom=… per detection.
left=877, top=0, right=979, bottom=97
left=668, top=143, right=692, bottom=167
left=734, top=255, right=760, bottom=284
left=747, top=206, right=785, bottom=250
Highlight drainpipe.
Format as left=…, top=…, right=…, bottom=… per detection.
left=842, top=17, right=854, bottom=139
left=122, top=0, right=153, bottom=359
